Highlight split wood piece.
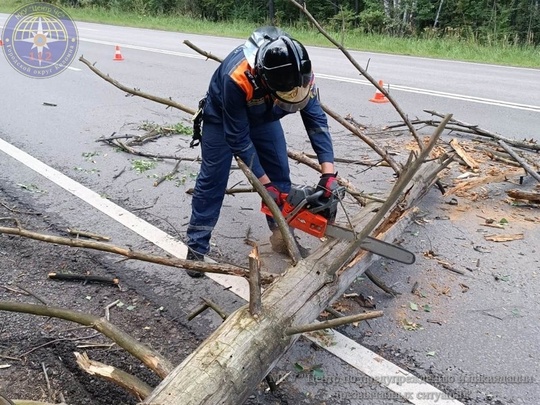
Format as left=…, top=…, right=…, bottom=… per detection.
left=285, top=311, right=383, bottom=335
left=484, top=233, right=524, bottom=242
left=143, top=125, right=451, bottom=404
left=498, top=140, right=540, bottom=183
left=0, top=301, right=173, bottom=378
left=0, top=226, right=274, bottom=284
left=48, top=272, right=120, bottom=285
left=449, top=138, right=479, bottom=171
left=66, top=228, right=110, bottom=241
left=248, top=246, right=262, bottom=317
left=426, top=110, right=540, bottom=152
left=236, top=157, right=301, bottom=265
left=507, top=189, right=540, bottom=203
left=445, top=168, right=522, bottom=196
left=74, top=352, right=153, bottom=400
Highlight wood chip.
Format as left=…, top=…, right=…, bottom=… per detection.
left=450, top=138, right=480, bottom=170
left=484, top=233, right=524, bottom=242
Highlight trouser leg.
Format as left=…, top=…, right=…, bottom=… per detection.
left=250, top=121, right=291, bottom=230
left=186, top=122, right=232, bottom=255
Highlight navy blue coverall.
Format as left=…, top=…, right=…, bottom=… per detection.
left=186, top=44, right=335, bottom=256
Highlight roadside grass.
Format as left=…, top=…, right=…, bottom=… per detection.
left=1, top=0, right=538, bottom=68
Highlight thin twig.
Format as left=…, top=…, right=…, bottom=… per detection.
left=154, top=160, right=181, bottom=187
left=15, top=285, right=48, bottom=305
left=201, top=298, right=228, bottom=321
left=364, top=269, right=400, bottom=296
left=41, top=362, right=53, bottom=400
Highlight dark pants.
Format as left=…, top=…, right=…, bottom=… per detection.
left=186, top=120, right=291, bottom=255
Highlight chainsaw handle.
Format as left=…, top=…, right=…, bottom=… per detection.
left=305, top=190, right=324, bottom=204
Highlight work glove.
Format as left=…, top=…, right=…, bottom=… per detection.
left=317, top=173, right=339, bottom=198
left=263, top=182, right=283, bottom=206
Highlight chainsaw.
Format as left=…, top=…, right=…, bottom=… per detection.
left=261, top=184, right=415, bottom=264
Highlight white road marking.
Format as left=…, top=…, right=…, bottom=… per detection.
left=0, top=136, right=463, bottom=404
left=78, top=38, right=540, bottom=113
left=80, top=38, right=206, bottom=59
left=316, top=73, right=540, bottom=113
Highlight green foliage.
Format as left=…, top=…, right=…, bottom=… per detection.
left=1, top=0, right=537, bottom=65
left=359, top=9, right=386, bottom=33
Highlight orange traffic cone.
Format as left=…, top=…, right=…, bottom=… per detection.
left=369, top=80, right=389, bottom=103
left=113, top=45, right=124, bottom=61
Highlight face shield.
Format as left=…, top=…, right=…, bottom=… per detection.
left=274, top=73, right=314, bottom=113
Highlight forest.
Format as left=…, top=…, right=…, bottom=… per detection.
left=58, top=0, right=540, bottom=46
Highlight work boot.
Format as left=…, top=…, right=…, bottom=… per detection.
left=270, top=228, right=310, bottom=258
left=186, top=250, right=205, bottom=278
left=270, top=228, right=287, bottom=254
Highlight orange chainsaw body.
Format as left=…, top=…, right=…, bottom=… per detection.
left=261, top=200, right=328, bottom=239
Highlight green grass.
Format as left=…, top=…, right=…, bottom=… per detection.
left=2, top=0, right=539, bottom=68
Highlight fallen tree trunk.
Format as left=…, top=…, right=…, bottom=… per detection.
left=144, top=118, right=452, bottom=404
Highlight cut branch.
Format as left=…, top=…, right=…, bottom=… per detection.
left=0, top=226, right=274, bottom=283
left=78, top=56, right=195, bottom=115
left=74, top=352, right=153, bottom=399
left=506, top=189, right=540, bottom=203
left=425, top=110, right=540, bottom=152
left=0, top=301, right=173, bottom=378
left=497, top=140, right=540, bottom=183
left=284, top=311, right=383, bottom=335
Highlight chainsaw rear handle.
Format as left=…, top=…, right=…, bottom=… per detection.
left=304, top=189, right=337, bottom=215
left=305, top=189, right=324, bottom=204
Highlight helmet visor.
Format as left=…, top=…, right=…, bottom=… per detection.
left=273, top=72, right=313, bottom=112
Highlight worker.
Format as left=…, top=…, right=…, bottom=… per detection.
left=185, top=26, right=337, bottom=277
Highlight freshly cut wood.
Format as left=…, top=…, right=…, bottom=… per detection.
left=450, top=138, right=479, bottom=170
left=484, top=233, right=524, bottom=242
left=506, top=189, right=540, bottom=203
left=445, top=168, right=522, bottom=196
left=74, top=352, right=153, bottom=399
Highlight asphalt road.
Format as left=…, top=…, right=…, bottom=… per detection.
left=1, top=15, right=539, bottom=405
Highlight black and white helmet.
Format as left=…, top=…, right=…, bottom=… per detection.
left=244, top=27, right=313, bottom=112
